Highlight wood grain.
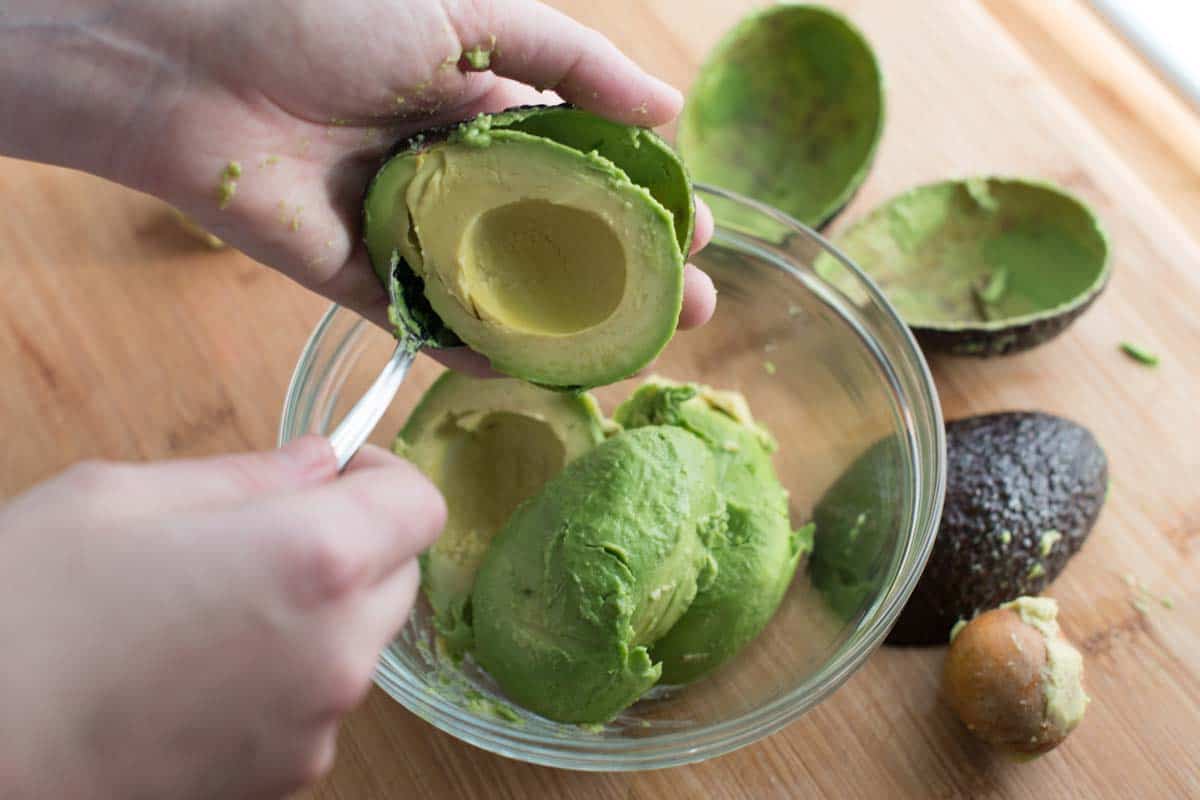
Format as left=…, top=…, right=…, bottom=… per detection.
left=1, top=0, right=1197, bottom=798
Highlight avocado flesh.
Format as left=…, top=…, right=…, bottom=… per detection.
left=362, top=106, right=691, bottom=387
left=396, top=372, right=605, bottom=654
left=890, top=412, right=1108, bottom=645
left=809, top=435, right=907, bottom=622
left=823, top=178, right=1109, bottom=355
left=471, top=426, right=721, bottom=724
left=615, top=378, right=810, bottom=684
left=678, top=5, right=883, bottom=230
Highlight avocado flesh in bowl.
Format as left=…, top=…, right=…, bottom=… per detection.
left=615, top=377, right=812, bottom=684
left=395, top=372, right=606, bottom=654
left=824, top=177, right=1110, bottom=356
left=363, top=105, right=694, bottom=389
left=471, top=426, right=721, bottom=724
left=677, top=5, right=883, bottom=231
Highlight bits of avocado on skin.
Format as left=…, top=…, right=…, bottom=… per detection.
left=763, top=360, right=777, bottom=375
left=217, top=161, right=241, bottom=210
left=1039, top=530, right=1062, bottom=557
left=971, top=268, right=1008, bottom=321
left=1119, top=341, right=1160, bottom=366
left=462, top=35, right=497, bottom=70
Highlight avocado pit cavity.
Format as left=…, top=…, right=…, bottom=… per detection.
left=461, top=200, right=626, bottom=334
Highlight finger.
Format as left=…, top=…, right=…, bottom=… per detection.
left=425, top=347, right=500, bottom=378
left=263, top=449, right=446, bottom=606
left=449, top=0, right=682, bottom=126
left=359, top=558, right=422, bottom=652
left=678, top=265, right=717, bottom=330
left=691, top=196, right=714, bottom=255
left=20, top=436, right=339, bottom=526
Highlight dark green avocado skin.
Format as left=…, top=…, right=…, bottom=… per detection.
left=888, top=412, right=1108, bottom=646
left=914, top=281, right=1108, bottom=357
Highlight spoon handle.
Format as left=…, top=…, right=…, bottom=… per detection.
left=328, top=341, right=415, bottom=471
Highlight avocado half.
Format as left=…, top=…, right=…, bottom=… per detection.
left=395, top=371, right=606, bottom=653
left=471, top=426, right=720, bottom=724
left=615, top=377, right=811, bottom=684
left=363, top=105, right=694, bottom=389
left=826, top=177, right=1110, bottom=356
left=677, top=5, right=883, bottom=231
left=888, top=412, right=1107, bottom=645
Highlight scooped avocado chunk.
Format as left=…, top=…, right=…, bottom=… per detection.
left=889, top=412, right=1108, bottom=645
left=615, top=377, right=811, bottom=684
left=363, top=105, right=692, bottom=388
left=471, top=426, right=721, bottom=723
left=821, top=177, right=1110, bottom=356
left=395, top=372, right=606, bottom=654
left=677, top=5, right=883, bottom=231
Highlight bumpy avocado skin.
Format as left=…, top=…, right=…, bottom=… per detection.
left=470, top=426, right=722, bottom=724
left=362, top=104, right=692, bottom=357
left=889, top=412, right=1107, bottom=645
left=614, top=379, right=808, bottom=684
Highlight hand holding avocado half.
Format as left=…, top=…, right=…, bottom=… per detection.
left=0, top=0, right=716, bottom=379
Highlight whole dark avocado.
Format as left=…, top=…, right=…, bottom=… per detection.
left=889, top=412, right=1108, bottom=645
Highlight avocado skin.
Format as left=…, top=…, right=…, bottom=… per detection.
left=888, top=412, right=1107, bottom=645
left=914, top=280, right=1108, bottom=357
left=471, top=426, right=721, bottom=724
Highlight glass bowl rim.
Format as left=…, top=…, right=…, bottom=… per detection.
left=279, top=183, right=946, bottom=771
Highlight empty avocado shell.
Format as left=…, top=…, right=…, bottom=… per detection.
left=825, top=177, right=1110, bottom=356
left=677, top=4, right=884, bottom=231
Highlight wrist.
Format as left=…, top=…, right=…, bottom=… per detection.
left=0, top=1, right=184, bottom=186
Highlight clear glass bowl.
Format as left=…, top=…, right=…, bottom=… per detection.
left=279, top=185, right=945, bottom=771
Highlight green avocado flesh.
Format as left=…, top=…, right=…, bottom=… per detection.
left=471, top=426, right=721, bottom=724
left=396, top=372, right=605, bottom=654
left=677, top=5, right=883, bottom=230
left=363, top=106, right=692, bottom=389
left=823, top=177, right=1109, bottom=340
left=614, top=378, right=810, bottom=684
left=401, top=376, right=802, bottom=723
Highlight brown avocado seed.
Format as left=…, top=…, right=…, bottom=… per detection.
left=943, top=597, right=1089, bottom=756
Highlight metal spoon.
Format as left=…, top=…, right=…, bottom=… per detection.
left=328, top=336, right=418, bottom=471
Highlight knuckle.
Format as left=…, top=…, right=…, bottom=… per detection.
left=298, top=727, right=339, bottom=786
left=324, top=653, right=375, bottom=716
left=276, top=528, right=368, bottom=608
left=61, top=459, right=126, bottom=495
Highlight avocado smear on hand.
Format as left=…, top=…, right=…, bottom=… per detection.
left=395, top=372, right=606, bottom=655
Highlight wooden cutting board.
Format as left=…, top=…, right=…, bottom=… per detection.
left=2, top=0, right=1197, bottom=797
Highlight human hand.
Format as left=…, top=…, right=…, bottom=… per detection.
left=0, top=437, right=444, bottom=799
left=0, top=0, right=716, bottom=375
